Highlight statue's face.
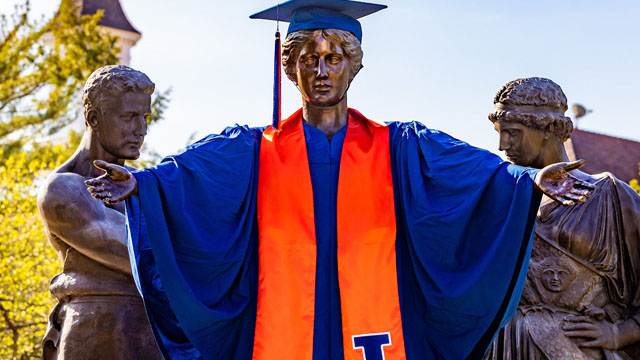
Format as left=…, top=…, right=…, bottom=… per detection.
left=493, top=120, right=546, bottom=168
left=93, top=91, right=151, bottom=160
left=540, top=264, right=572, bottom=293
left=295, top=34, right=351, bottom=106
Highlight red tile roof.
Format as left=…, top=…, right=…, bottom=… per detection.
left=565, top=128, right=640, bottom=183
left=72, top=0, right=140, bottom=34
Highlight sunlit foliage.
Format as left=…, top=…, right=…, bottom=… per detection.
left=0, top=136, right=78, bottom=359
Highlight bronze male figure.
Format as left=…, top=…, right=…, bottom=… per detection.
left=37, top=65, right=163, bottom=359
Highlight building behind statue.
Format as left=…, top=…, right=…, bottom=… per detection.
left=565, top=128, right=640, bottom=184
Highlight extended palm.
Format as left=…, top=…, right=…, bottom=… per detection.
left=535, top=160, right=596, bottom=205
left=85, top=160, right=137, bottom=205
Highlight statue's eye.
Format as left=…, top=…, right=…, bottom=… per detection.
left=302, top=56, right=317, bottom=66
left=327, top=55, right=342, bottom=65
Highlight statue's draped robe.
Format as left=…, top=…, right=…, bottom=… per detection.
left=126, top=117, right=541, bottom=360
left=485, top=174, right=640, bottom=360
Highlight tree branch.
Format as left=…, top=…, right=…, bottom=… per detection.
left=0, top=320, right=46, bottom=332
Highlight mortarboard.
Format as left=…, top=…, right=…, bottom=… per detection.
left=250, top=0, right=387, bottom=128
left=250, top=0, right=387, bottom=43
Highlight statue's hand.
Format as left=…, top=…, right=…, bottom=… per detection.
left=563, top=315, right=619, bottom=350
left=584, top=306, right=606, bottom=321
left=534, top=159, right=596, bottom=206
left=84, top=160, right=137, bottom=205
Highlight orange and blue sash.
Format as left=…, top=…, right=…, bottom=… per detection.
left=255, top=108, right=406, bottom=360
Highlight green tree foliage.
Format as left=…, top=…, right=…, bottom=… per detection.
left=0, top=1, right=167, bottom=358
left=0, top=137, right=78, bottom=360
left=0, top=0, right=120, bottom=159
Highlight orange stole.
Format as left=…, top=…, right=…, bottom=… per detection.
left=255, top=108, right=406, bottom=360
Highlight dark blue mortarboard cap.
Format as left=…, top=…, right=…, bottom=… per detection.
left=250, top=0, right=387, bottom=43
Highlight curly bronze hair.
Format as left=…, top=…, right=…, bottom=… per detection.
left=489, top=77, right=573, bottom=141
left=82, top=65, right=155, bottom=124
left=533, top=256, right=579, bottom=282
left=281, top=29, right=363, bottom=84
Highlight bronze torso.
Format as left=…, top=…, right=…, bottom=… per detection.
left=39, top=172, right=162, bottom=360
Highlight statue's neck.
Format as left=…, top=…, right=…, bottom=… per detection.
left=302, top=96, right=348, bottom=141
left=536, top=138, right=571, bottom=168
left=68, top=129, right=125, bottom=177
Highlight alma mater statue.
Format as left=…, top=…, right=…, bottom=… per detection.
left=37, top=65, right=163, bottom=359
left=86, top=2, right=595, bottom=359
left=484, top=77, right=640, bottom=360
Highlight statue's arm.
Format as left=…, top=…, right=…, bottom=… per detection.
left=37, top=173, right=132, bottom=275
left=619, top=183, right=640, bottom=347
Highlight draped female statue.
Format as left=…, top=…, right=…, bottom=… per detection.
left=485, top=77, right=640, bottom=360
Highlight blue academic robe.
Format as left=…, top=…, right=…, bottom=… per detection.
left=126, top=121, right=540, bottom=360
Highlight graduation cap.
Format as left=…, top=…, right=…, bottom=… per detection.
left=251, top=0, right=387, bottom=43
left=250, top=0, right=387, bottom=128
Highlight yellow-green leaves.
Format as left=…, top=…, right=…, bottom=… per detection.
left=0, top=0, right=119, bottom=161
left=0, top=137, right=77, bottom=359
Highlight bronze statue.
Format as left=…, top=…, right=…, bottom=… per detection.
left=485, top=77, right=640, bottom=360
left=36, top=65, right=162, bottom=359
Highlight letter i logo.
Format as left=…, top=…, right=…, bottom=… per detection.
left=352, top=332, right=391, bottom=360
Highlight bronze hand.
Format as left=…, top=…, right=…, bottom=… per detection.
left=534, top=159, right=596, bottom=206
left=563, top=315, right=619, bottom=349
left=562, top=315, right=640, bottom=350
left=85, top=160, right=138, bottom=205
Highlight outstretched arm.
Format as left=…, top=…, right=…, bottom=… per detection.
left=534, top=159, right=597, bottom=205
left=38, top=173, right=132, bottom=275
left=85, top=160, right=138, bottom=205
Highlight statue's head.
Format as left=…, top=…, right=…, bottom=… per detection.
left=489, top=77, right=573, bottom=167
left=282, top=28, right=363, bottom=107
left=82, top=65, right=154, bottom=160
left=535, top=256, right=578, bottom=293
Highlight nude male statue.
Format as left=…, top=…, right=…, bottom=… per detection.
left=37, top=65, right=163, bottom=359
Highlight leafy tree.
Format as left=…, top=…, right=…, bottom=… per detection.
left=0, top=0, right=120, bottom=159
left=0, top=137, right=78, bottom=360
left=0, top=1, right=167, bottom=358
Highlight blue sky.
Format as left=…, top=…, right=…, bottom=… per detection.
left=4, top=0, right=640, bottom=156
